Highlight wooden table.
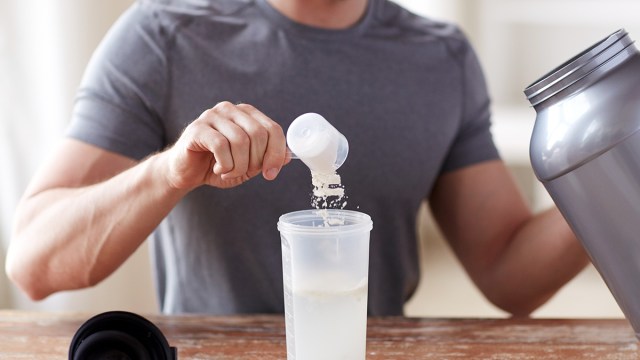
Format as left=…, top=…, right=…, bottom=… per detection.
left=0, top=310, right=637, bottom=359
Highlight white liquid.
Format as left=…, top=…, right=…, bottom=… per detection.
left=286, top=283, right=368, bottom=360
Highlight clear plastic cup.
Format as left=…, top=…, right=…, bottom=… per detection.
left=278, top=209, right=373, bottom=360
left=286, top=113, right=349, bottom=173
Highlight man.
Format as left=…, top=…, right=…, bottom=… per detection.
left=6, top=0, right=588, bottom=315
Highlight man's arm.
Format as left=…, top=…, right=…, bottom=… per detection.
left=429, top=159, right=589, bottom=316
left=6, top=102, right=287, bottom=300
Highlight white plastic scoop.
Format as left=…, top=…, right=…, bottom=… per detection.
left=286, top=113, right=349, bottom=173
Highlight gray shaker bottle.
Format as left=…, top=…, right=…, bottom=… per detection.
left=525, top=29, right=640, bottom=339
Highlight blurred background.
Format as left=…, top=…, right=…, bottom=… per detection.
left=0, top=0, right=635, bottom=317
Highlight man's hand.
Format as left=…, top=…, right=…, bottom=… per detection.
left=165, top=102, right=288, bottom=190
left=6, top=102, right=290, bottom=300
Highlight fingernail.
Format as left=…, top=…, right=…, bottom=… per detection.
left=265, top=168, right=279, bottom=180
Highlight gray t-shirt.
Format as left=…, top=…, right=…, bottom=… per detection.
left=67, top=0, right=499, bottom=315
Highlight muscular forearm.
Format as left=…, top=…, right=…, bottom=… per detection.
left=484, top=208, right=589, bottom=316
left=7, top=152, right=187, bottom=300
left=430, top=161, right=591, bottom=317
left=6, top=102, right=287, bottom=301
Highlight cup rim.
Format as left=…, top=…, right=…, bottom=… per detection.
left=277, top=209, right=372, bottom=235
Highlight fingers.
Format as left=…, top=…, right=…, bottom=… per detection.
left=199, top=103, right=250, bottom=177
left=194, top=101, right=286, bottom=181
left=236, top=104, right=287, bottom=180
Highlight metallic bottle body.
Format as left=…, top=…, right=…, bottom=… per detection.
left=527, top=30, right=640, bottom=338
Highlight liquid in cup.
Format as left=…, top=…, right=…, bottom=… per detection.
left=278, top=209, right=372, bottom=360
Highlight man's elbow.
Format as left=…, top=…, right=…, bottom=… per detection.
left=483, top=287, right=552, bottom=317
left=5, top=247, right=54, bottom=301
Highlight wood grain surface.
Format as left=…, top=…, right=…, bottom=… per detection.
left=0, top=311, right=637, bottom=359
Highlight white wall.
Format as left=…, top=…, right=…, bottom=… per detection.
left=0, top=0, right=156, bottom=313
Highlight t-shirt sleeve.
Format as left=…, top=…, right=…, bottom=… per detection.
left=66, top=3, right=168, bottom=160
left=440, top=34, right=500, bottom=173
